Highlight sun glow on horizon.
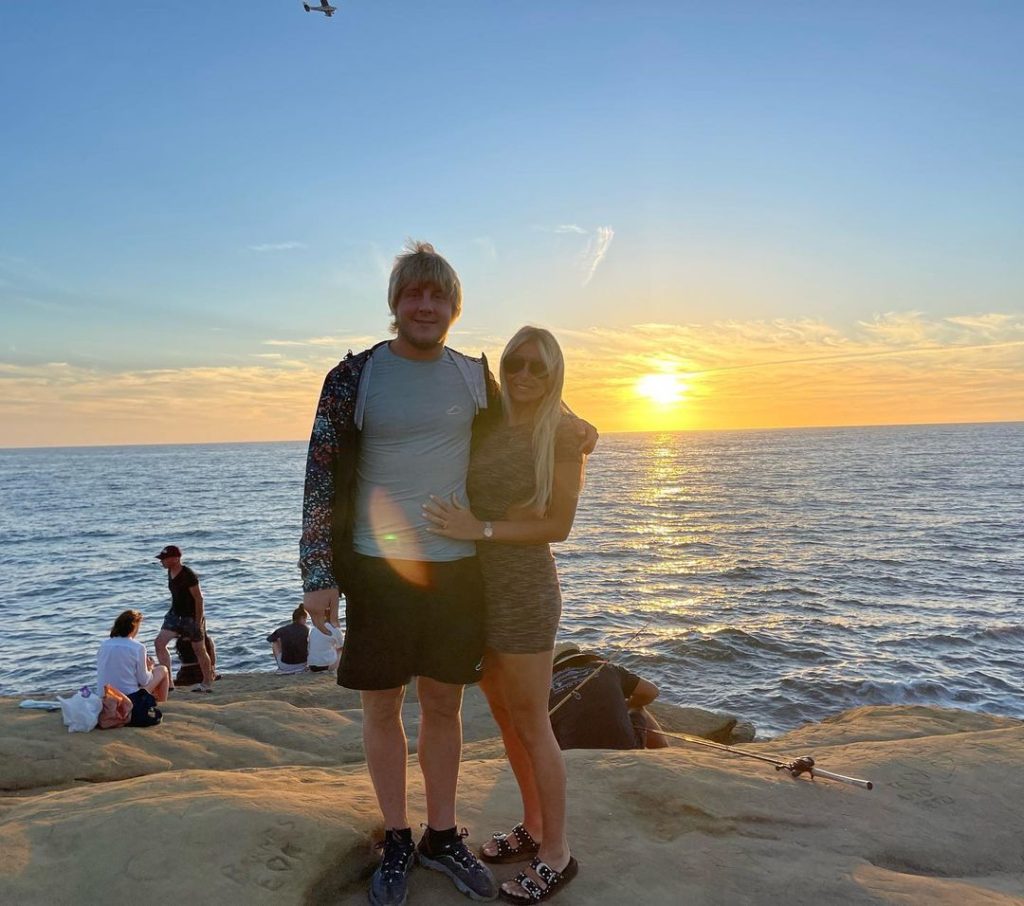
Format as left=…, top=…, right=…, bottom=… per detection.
left=635, top=373, right=688, bottom=406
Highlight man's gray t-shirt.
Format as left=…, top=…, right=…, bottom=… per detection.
left=353, top=344, right=477, bottom=562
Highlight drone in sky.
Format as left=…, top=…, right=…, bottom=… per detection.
left=303, top=0, right=337, bottom=17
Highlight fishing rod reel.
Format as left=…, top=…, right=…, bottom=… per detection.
left=777, top=755, right=816, bottom=778
left=776, top=754, right=873, bottom=789
left=650, top=728, right=875, bottom=790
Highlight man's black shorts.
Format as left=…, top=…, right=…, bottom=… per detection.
left=337, top=553, right=485, bottom=690
left=161, top=611, right=205, bottom=642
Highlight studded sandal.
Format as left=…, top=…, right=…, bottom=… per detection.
left=480, top=823, right=541, bottom=864
left=499, top=855, right=579, bottom=903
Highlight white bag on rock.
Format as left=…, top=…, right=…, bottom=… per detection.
left=59, top=687, right=102, bottom=733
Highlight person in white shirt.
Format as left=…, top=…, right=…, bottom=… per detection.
left=97, top=610, right=170, bottom=701
left=307, top=606, right=343, bottom=672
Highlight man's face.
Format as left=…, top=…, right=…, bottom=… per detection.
left=159, top=555, right=178, bottom=571
left=393, top=282, right=456, bottom=351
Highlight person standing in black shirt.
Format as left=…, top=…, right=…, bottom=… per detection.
left=153, top=545, right=215, bottom=693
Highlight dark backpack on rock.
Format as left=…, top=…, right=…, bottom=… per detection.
left=127, top=688, right=163, bottom=727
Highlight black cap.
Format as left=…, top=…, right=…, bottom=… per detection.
left=156, top=545, right=182, bottom=560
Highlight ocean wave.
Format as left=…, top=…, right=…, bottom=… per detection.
left=3, top=428, right=1024, bottom=732
left=971, top=624, right=1024, bottom=642
left=716, top=565, right=777, bottom=581
left=778, top=675, right=954, bottom=706
left=876, top=632, right=974, bottom=649
left=663, top=628, right=832, bottom=665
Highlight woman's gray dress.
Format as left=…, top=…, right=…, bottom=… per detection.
left=467, top=415, right=581, bottom=654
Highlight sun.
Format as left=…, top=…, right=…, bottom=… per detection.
left=635, top=373, right=687, bottom=405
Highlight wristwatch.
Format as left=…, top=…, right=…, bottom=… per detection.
left=482, top=521, right=494, bottom=539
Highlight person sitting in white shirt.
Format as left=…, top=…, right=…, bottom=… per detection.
left=97, top=609, right=170, bottom=701
left=307, top=606, right=344, bottom=673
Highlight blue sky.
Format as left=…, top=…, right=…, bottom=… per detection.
left=1, top=2, right=1022, bottom=444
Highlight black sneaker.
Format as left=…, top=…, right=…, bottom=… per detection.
left=416, top=827, right=498, bottom=901
left=369, top=828, right=415, bottom=906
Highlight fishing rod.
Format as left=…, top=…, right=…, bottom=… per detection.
left=550, top=621, right=872, bottom=790
left=644, top=727, right=873, bottom=790
left=548, top=620, right=651, bottom=718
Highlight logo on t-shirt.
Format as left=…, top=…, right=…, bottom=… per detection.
left=446, top=405, right=463, bottom=415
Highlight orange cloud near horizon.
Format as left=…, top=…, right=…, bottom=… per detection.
left=1, top=312, right=1022, bottom=448
left=561, top=312, right=1024, bottom=433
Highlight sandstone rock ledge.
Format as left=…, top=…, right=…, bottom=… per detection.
left=1, top=674, right=1021, bottom=905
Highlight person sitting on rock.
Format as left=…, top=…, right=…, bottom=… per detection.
left=97, top=610, right=171, bottom=704
left=267, top=606, right=309, bottom=675
left=547, top=643, right=668, bottom=750
left=306, top=606, right=343, bottom=673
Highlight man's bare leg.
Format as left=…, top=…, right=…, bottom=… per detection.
left=362, top=687, right=410, bottom=830
left=413, top=677, right=496, bottom=900
left=191, top=637, right=215, bottom=686
left=154, top=629, right=176, bottom=683
left=204, top=634, right=217, bottom=673
left=415, top=677, right=464, bottom=831
left=633, top=707, right=669, bottom=749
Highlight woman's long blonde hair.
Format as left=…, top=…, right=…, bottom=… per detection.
left=500, top=326, right=566, bottom=513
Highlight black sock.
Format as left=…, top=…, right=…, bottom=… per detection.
left=426, top=825, right=458, bottom=849
left=386, top=827, right=413, bottom=845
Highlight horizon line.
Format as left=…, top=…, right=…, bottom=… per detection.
left=2, top=417, right=1021, bottom=453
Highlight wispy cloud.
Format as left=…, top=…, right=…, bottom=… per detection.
left=0, top=360, right=326, bottom=447
left=2, top=312, right=1021, bottom=446
left=580, top=226, right=614, bottom=286
left=370, top=243, right=392, bottom=281
left=263, top=335, right=375, bottom=349
left=534, top=223, right=616, bottom=285
left=247, top=241, right=306, bottom=253
left=532, top=224, right=587, bottom=235
left=471, top=236, right=498, bottom=261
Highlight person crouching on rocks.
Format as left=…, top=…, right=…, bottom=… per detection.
left=175, top=634, right=218, bottom=687
left=547, top=644, right=667, bottom=751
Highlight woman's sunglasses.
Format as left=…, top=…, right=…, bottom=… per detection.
left=503, top=354, right=549, bottom=379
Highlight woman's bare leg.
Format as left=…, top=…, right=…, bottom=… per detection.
left=480, top=656, right=543, bottom=855
left=494, top=651, right=568, bottom=874
left=145, top=665, right=171, bottom=703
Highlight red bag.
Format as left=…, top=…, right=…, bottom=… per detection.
left=98, top=684, right=134, bottom=729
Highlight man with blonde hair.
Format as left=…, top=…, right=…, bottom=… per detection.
left=300, top=241, right=502, bottom=905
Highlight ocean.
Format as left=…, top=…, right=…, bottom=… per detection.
left=1, top=423, right=1021, bottom=736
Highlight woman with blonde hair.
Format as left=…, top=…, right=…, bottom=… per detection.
left=424, top=325, right=584, bottom=903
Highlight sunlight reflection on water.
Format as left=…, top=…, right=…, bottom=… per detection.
left=1, top=423, right=1022, bottom=735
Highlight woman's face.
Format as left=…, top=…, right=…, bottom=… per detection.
left=503, top=339, right=550, bottom=408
